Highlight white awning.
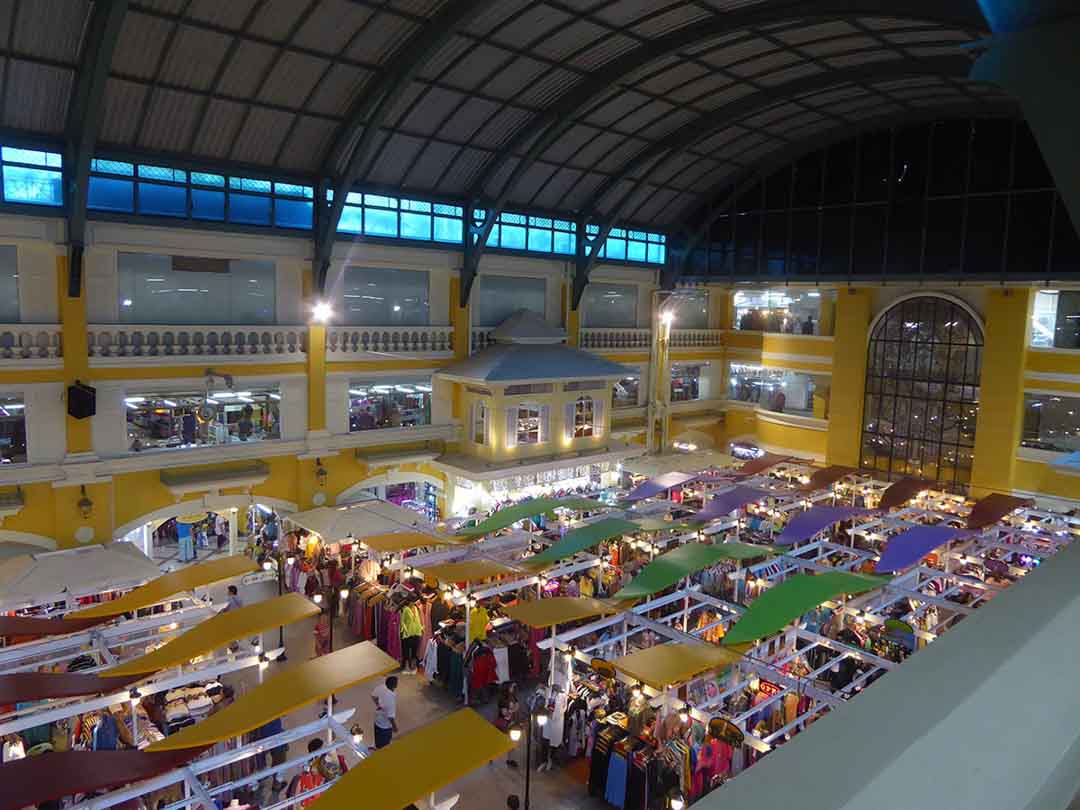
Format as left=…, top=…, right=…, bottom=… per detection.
left=621, top=449, right=735, bottom=478
left=285, top=498, right=436, bottom=542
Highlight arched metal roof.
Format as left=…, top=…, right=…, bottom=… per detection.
left=3, top=0, right=1010, bottom=231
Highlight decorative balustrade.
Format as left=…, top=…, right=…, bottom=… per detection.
left=0, top=325, right=62, bottom=361
left=471, top=328, right=496, bottom=352
left=87, top=325, right=306, bottom=360
left=327, top=326, right=453, bottom=357
left=670, top=329, right=724, bottom=348
left=579, top=328, right=651, bottom=350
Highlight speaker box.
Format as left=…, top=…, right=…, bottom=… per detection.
left=67, top=382, right=96, bottom=419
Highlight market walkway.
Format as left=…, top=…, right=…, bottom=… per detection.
left=217, top=576, right=603, bottom=810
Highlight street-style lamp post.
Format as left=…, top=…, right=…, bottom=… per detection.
left=509, top=706, right=548, bottom=810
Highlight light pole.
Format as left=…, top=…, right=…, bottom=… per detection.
left=510, top=706, right=548, bottom=810
left=264, top=556, right=289, bottom=662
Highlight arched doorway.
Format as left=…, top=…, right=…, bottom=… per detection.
left=861, top=295, right=983, bottom=487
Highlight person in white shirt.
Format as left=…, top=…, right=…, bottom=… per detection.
left=371, top=676, right=398, bottom=748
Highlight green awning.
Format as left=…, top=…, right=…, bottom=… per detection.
left=723, top=572, right=889, bottom=646
left=455, top=497, right=605, bottom=538
left=633, top=517, right=692, bottom=532
left=527, top=517, right=640, bottom=567
left=613, top=542, right=774, bottom=602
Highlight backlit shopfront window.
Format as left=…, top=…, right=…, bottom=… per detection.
left=671, top=365, right=701, bottom=402
left=1022, top=393, right=1080, bottom=453
left=348, top=379, right=431, bottom=432
left=1030, top=290, right=1080, bottom=349
left=733, top=289, right=828, bottom=334
left=0, top=394, right=26, bottom=463
left=126, top=389, right=280, bottom=452
left=613, top=375, right=640, bottom=408
left=728, top=363, right=827, bottom=417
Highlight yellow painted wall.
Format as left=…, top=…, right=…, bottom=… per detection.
left=760, top=334, right=834, bottom=359
left=58, top=255, right=92, bottom=454
left=971, top=289, right=1032, bottom=498
left=724, top=331, right=764, bottom=352
left=826, top=289, right=872, bottom=467
left=1, top=482, right=57, bottom=540
left=1013, top=459, right=1080, bottom=501
left=757, top=417, right=828, bottom=458
left=1025, top=348, right=1080, bottom=377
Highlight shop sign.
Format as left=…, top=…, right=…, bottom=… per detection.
left=757, top=679, right=783, bottom=696
left=708, top=717, right=745, bottom=746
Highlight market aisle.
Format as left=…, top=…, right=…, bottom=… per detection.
left=217, top=577, right=606, bottom=810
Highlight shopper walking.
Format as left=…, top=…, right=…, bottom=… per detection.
left=371, top=676, right=399, bottom=748
left=400, top=601, right=423, bottom=674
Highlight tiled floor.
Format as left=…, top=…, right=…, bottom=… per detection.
left=217, top=577, right=607, bottom=810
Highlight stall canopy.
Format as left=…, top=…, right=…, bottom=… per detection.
left=613, top=542, right=773, bottom=602
left=0, top=670, right=140, bottom=704
left=624, top=471, right=699, bottom=503
left=503, top=596, right=621, bottom=627
left=0, top=747, right=202, bottom=810
left=455, top=496, right=605, bottom=539
left=774, top=505, right=865, bottom=546
left=691, top=486, right=770, bottom=522
left=71, top=556, right=259, bottom=619
left=733, top=452, right=789, bottom=477
left=104, top=593, right=318, bottom=677
left=612, top=642, right=750, bottom=690
left=723, top=572, right=889, bottom=645
left=0, top=543, right=161, bottom=612
left=874, top=525, right=969, bottom=573
left=799, top=466, right=856, bottom=491
left=633, top=517, right=692, bottom=532
left=526, top=517, right=640, bottom=567
left=312, top=709, right=515, bottom=810
left=360, top=531, right=464, bottom=553
left=966, top=492, right=1035, bottom=530
left=621, top=450, right=734, bottom=478
left=877, top=477, right=930, bottom=511
left=419, top=559, right=516, bottom=583
left=148, top=642, right=397, bottom=752
left=288, top=498, right=436, bottom=542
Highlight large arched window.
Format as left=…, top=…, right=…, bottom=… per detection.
left=861, top=296, right=983, bottom=487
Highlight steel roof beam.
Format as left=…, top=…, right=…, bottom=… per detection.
left=312, top=0, right=496, bottom=294
left=65, top=0, right=128, bottom=297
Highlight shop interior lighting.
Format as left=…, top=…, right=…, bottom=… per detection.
left=269, top=393, right=281, bottom=400
left=313, top=593, right=323, bottom=604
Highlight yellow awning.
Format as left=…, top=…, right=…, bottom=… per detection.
left=146, top=641, right=398, bottom=751
left=612, top=643, right=749, bottom=690
left=420, top=559, right=516, bottom=583
left=70, top=556, right=260, bottom=619
left=312, top=709, right=514, bottom=810
left=360, top=531, right=464, bottom=553
left=502, top=596, right=622, bottom=628
left=104, top=593, right=318, bottom=677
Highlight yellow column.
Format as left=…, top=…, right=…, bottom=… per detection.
left=450, top=277, right=470, bottom=360
left=58, top=256, right=92, bottom=454
left=970, top=288, right=1031, bottom=498
left=819, top=293, right=836, bottom=337
left=826, top=289, right=872, bottom=467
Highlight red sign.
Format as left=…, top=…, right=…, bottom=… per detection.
left=757, top=679, right=783, bottom=696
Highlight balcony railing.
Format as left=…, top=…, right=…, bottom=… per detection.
left=471, top=328, right=497, bottom=353
left=0, top=325, right=62, bottom=362
left=87, top=325, right=306, bottom=362
left=671, top=329, right=724, bottom=348
left=579, top=328, right=651, bottom=350
left=326, top=326, right=453, bottom=358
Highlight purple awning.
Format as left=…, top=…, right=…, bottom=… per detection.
left=875, top=525, right=967, bottom=573
left=967, top=493, right=1034, bottom=530
left=798, top=465, right=856, bottom=491
left=624, top=471, right=698, bottom=502
left=694, top=486, right=769, bottom=522
left=878, top=477, right=930, bottom=511
left=774, top=505, right=864, bottom=546
left=733, top=452, right=789, bottom=477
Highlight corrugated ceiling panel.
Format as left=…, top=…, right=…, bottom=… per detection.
left=416, top=34, right=473, bottom=81
left=276, top=115, right=335, bottom=170
left=533, top=19, right=609, bottom=62
left=612, top=98, right=677, bottom=136
left=702, top=37, right=774, bottom=70
left=139, top=88, right=202, bottom=152
left=518, top=67, right=582, bottom=108
left=777, top=21, right=860, bottom=45
left=667, top=73, right=738, bottom=106
left=135, top=0, right=188, bottom=12
left=592, top=137, right=654, bottom=175
left=754, top=61, right=825, bottom=88
left=743, top=102, right=804, bottom=129
left=344, top=12, right=417, bottom=63
left=295, top=0, right=374, bottom=53
left=382, top=82, right=429, bottom=130
left=307, top=63, right=369, bottom=117
left=696, top=125, right=751, bottom=154
left=3, top=61, right=71, bottom=132
left=558, top=171, right=607, bottom=210
left=636, top=61, right=712, bottom=96
left=403, top=140, right=461, bottom=189
left=800, top=35, right=880, bottom=57
left=218, top=40, right=278, bottom=98
left=99, top=78, right=148, bottom=144
left=593, top=0, right=673, bottom=27
left=439, top=146, right=493, bottom=193
left=399, top=86, right=467, bottom=137
left=635, top=107, right=699, bottom=143
left=827, top=51, right=903, bottom=69
left=190, top=98, right=246, bottom=158
left=506, top=161, right=556, bottom=204
left=569, top=33, right=638, bottom=72
left=470, top=106, right=533, bottom=150
left=439, top=96, right=500, bottom=143
left=444, top=44, right=517, bottom=92
left=368, top=133, right=425, bottom=186
left=186, top=0, right=260, bottom=31
left=229, top=106, right=292, bottom=164
left=248, top=0, right=311, bottom=41
left=490, top=4, right=575, bottom=50
left=632, top=4, right=714, bottom=38
left=479, top=154, right=517, bottom=198
left=531, top=166, right=583, bottom=209
left=637, top=186, right=686, bottom=224
left=466, top=0, right=533, bottom=38
left=112, top=13, right=172, bottom=79
left=258, top=51, right=328, bottom=109
left=0, top=8, right=12, bottom=48
left=159, top=26, right=232, bottom=91
left=13, top=0, right=88, bottom=62
left=728, top=49, right=804, bottom=79
left=585, top=89, right=652, bottom=128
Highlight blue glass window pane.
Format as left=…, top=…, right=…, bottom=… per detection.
left=230, top=177, right=271, bottom=194
left=364, top=207, right=398, bottom=237
left=527, top=228, right=552, bottom=253
left=555, top=220, right=575, bottom=232
left=191, top=188, right=225, bottom=220
left=274, top=183, right=313, bottom=198
left=626, top=240, right=647, bottom=262
left=138, top=165, right=186, bottom=182
left=274, top=198, right=313, bottom=229
left=488, top=224, right=500, bottom=246
left=609, top=228, right=626, bottom=239
left=339, top=206, right=362, bottom=233
left=87, top=176, right=134, bottom=212
left=192, top=172, right=225, bottom=187
left=345, top=192, right=362, bottom=204
left=648, top=243, right=665, bottom=263
left=401, top=199, right=430, bottom=213
left=229, top=193, right=271, bottom=225
left=364, top=194, right=397, bottom=208
left=501, top=212, right=526, bottom=226
left=400, top=211, right=431, bottom=240
left=435, top=203, right=461, bottom=217
left=137, top=183, right=186, bottom=217
left=4, top=166, right=62, bottom=205
left=433, top=216, right=462, bottom=243
left=553, top=231, right=574, bottom=254
left=2, top=147, right=61, bottom=168
left=604, top=238, right=626, bottom=260
left=91, top=159, right=134, bottom=176
left=500, top=225, right=526, bottom=250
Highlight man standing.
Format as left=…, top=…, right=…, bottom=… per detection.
left=224, top=584, right=243, bottom=612
left=371, top=676, right=399, bottom=749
